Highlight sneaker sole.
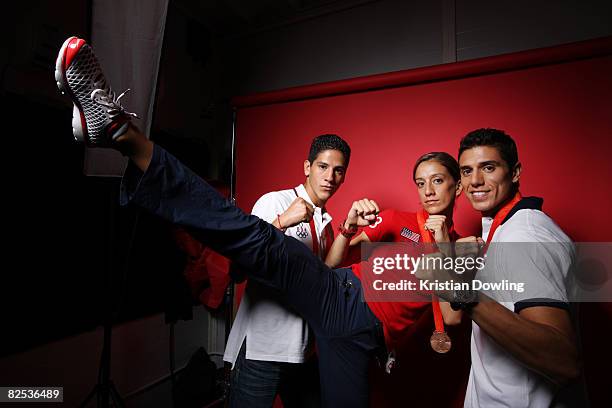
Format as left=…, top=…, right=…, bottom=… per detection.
left=55, top=37, right=86, bottom=143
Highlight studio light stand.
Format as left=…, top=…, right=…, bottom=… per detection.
left=80, top=179, right=135, bottom=408
left=79, top=317, right=125, bottom=408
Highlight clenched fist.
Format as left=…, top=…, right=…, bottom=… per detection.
left=346, top=198, right=380, bottom=228
left=454, top=236, right=485, bottom=258
left=424, top=214, right=450, bottom=243
left=279, top=197, right=315, bottom=228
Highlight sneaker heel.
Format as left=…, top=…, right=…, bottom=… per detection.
left=72, top=104, right=84, bottom=142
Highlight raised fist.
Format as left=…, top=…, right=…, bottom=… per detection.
left=346, top=198, right=380, bottom=228
left=280, top=197, right=315, bottom=228
left=454, top=236, right=485, bottom=259
left=424, top=214, right=450, bottom=243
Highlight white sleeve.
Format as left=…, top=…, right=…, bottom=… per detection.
left=491, top=212, right=573, bottom=310
left=497, top=242, right=570, bottom=304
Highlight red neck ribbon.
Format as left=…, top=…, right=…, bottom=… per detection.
left=484, top=191, right=522, bottom=245
left=293, top=188, right=333, bottom=259
left=416, top=209, right=445, bottom=334
left=308, top=217, right=334, bottom=259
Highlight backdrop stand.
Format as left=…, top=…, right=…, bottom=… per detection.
left=80, top=179, right=126, bottom=408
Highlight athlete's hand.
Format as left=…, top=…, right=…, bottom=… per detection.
left=424, top=215, right=450, bottom=243
left=346, top=198, right=380, bottom=228
left=280, top=197, right=315, bottom=228
left=452, top=236, right=485, bottom=281
left=454, top=236, right=484, bottom=258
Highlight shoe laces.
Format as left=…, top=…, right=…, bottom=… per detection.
left=91, top=87, right=139, bottom=120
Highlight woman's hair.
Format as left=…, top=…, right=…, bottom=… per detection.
left=412, top=152, right=460, bottom=182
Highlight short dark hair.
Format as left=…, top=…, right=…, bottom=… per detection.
left=412, top=152, right=460, bottom=182
left=458, top=128, right=519, bottom=169
left=308, top=134, right=351, bottom=167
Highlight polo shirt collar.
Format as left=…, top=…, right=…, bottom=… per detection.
left=295, top=184, right=333, bottom=224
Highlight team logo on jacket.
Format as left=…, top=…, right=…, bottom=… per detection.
left=400, top=227, right=420, bottom=242
left=295, top=224, right=309, bottom=239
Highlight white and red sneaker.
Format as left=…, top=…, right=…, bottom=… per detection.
left=55, top=36, right=137, bottom=146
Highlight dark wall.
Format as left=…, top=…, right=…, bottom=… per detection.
left=1, top=2, right=188, bottom=357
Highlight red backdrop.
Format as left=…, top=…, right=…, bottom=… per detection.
left=232, top=37, right=612, bottom=407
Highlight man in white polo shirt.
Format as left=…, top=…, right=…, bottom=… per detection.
left=223, top=134, right=350, bottom=408
left=452, top=128, right=582, bottom=407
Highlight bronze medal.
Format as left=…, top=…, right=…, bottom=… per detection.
left=430, top=330, right=451, bottom=353
left=417, top=211, right=453, bottom=355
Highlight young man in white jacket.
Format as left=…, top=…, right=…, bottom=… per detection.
left=223, top=133, right=350, bottom=408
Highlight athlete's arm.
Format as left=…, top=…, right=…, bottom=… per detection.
left=325, top=199, right=378, bottom=268
left=325, top=230, right=370, bottom=268
left=440, top=302, right=462, bottom=325
left=468, top=296, right=579, bottom=385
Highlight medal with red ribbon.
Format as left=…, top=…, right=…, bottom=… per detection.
left=416, top=209, right=452, bottom=354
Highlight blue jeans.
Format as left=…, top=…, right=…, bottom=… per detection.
left=228, top=341, right=321, bottom=408
left=120, top=145, right=384, bottom=408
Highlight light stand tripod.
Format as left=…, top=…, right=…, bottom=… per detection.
left=80, top=179, right=131, bottom=408
left=79, top=318, right=125, bottom=408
